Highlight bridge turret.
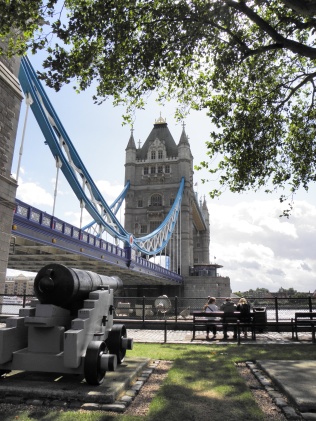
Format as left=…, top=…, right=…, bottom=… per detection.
left=177, top=124, right=194, bottom=275
left=125, top=127, right=137, bottom=184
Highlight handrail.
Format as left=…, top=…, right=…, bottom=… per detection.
left=1, top=294, right=315, bottom=324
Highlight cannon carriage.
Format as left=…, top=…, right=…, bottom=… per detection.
left=0, top=264, right=133, bottom=385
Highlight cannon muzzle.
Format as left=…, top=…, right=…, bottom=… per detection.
left=34, top=263, right=123, bottom=309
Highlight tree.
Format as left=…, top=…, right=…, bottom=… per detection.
left=1, top=1, right=316, bottom=212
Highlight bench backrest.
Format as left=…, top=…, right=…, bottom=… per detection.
left=192, top=311, right=241, bottom=320
left=295, top=312, right=316, bottom=320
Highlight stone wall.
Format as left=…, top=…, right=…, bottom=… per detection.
left=183, top=275, right=232, bottom=301
left=0, top=45, right=23, bottom=294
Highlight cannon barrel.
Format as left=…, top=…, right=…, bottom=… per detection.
left=34, top=263, right=123, bottom=309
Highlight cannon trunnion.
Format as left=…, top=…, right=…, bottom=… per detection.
left=0, top=264, right=133, bottom=385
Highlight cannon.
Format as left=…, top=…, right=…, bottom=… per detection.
left=0, top=264, right=133, bottom=385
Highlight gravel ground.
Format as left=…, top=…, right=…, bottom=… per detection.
left=237, top=363, right=288, bottom=421
left=124, top=360, right=172, bottom=416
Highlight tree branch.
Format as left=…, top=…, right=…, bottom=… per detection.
left=280, top=0, right=316, bottom=17
left=226, top=0, right=316, bottom=59
left=279, top=72, right=316, bottom=107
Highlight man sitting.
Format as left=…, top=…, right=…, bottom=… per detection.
left=220, top=298, right=237, bottom=339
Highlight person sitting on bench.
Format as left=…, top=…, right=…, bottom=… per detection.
left=237, top=297, right=251, bottom=338
left=220, top=298, right=237, bottom=339
left=203, top=296, right=218, bottom=340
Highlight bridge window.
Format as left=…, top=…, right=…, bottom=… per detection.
left=170, top=198, right=175, bottom=205
left=138, top=199, right=143, bottom=208
left=151, top=151, right=156, bottom=160
left=144, top=167, right=149, bottom=175
left=150, top=166, right=156, bottom=174
left=165, top=165, right=170, bottom=173
left=141, top=224, right=147, bottom=233
left=158, top=150, right=163, bottom=159
left=158, top=166, right=163, bottom=174
left=150, top=194, right=162, bottom=207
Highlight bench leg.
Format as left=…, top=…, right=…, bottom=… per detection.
left=291, top=319, right=295, bottom=339
left=251, top=322, right=256, bottom=340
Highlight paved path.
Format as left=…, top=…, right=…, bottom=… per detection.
left=129, top=328, right=312, bottom=344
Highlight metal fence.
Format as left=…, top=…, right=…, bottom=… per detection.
left=2, top=294, right=314, bottom=323
left=112, top=296, right=316, bottom=322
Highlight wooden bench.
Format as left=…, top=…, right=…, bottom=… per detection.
left=291, top=312, right=316, bottom=342
left=191, top=311, right=255, bottom=344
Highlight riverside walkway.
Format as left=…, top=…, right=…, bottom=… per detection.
left=128, top=328, right=311, bottom=344
left=0, top=323, right=311, bottom=344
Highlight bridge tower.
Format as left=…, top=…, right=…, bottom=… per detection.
left=0, top=43, right=22, bottom=294
left=124, top=116, right=210, bottom=278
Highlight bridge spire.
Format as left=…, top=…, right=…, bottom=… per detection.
left=126, top=125, right=136, bottom=150
left=179, top=121, right=189, bottom=145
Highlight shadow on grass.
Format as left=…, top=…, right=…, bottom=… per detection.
left=129, top=342, right=316, bottom=420
left=145, top=352, right=262, bottom=421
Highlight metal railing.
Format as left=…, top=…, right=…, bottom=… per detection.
left=112, top=296, right=315, bottom=323
left=1, top=294, right=315, bottom=324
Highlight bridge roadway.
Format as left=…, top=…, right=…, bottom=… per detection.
left=8, top=199, right=183, bottom=286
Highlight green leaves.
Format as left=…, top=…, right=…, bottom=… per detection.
left=2, top=0, right=316, bottom=211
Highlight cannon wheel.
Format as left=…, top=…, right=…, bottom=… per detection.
left=107, top=324, right=127, bottom=364
left=84, top=341, right=107, bottom=385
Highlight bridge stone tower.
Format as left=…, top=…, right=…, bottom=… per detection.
left=124, top=116, right=232, bottom=298
left=0, top=44, right=22, bottom=295
left=125, top=116, right=210, bottom=277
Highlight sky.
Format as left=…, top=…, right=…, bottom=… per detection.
left=7, top=53, right=316, bottom=293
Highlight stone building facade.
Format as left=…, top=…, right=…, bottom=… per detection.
left=125, top=117, right=209, bottom=275
left=124, top=117, right=231, bottom=298
left=5, top=273, right=35, bottom=296
left=0, top=44, right=23, bottom=295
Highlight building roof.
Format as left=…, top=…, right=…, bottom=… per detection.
left=136, top=117, right=178, bottom=159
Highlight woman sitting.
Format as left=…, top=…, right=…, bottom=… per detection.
left=236, top=297, right=251, bottom=337
left=203, top=296, right=218, bottom=340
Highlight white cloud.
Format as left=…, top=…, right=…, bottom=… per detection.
left=208, top=198, right=316, bottom=292
left=96, top=180, right=125, bottom=203
left=16, top=180, right=53, bottom=207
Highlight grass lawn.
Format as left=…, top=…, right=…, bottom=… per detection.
left=0, top=342, right=314, bottom=421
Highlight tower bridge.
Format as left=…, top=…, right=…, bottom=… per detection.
left=9, top=199, right=183, bottom=287
left=0, top=50, right=231, bottom=299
